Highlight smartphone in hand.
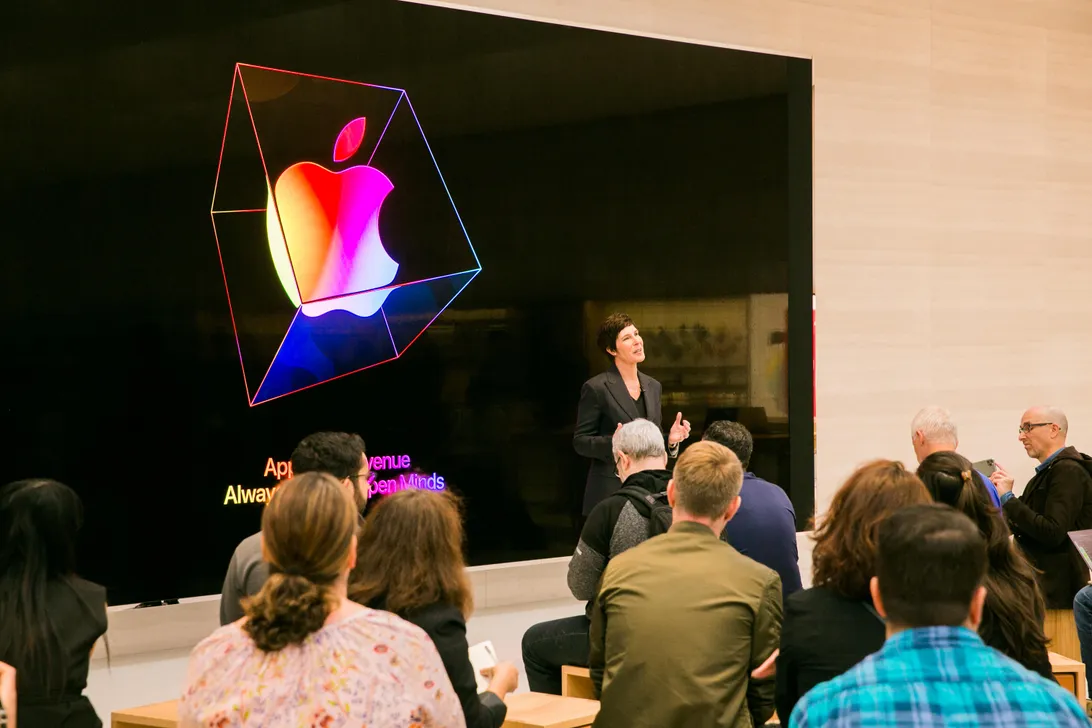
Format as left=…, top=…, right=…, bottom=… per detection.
left=972, top=458, right=998, bottom=476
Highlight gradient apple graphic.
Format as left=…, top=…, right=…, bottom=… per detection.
left=265, top=116, right=399, bottom=318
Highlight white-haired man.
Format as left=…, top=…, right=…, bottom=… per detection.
left=910, top=406, right=1000, bottom=508
left=522, top=419, right=672, bottom=694
left=991, top=407, right=1092, bottom=630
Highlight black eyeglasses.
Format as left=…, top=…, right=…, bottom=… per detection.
left=1018, top=422, right=1053, bottom=434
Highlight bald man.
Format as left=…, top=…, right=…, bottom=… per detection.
left=990, top=407, right=1092, bottom=613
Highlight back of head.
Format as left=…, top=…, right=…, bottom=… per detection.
left=242, top=472, right=356, bottom=652
left=811, top=460, right=931, bottom=599
left=290, top=431, right=366, bottom=479
left=701, top=420, right=753, bottom=470
left=916, top=451, right=996, bottom=530
left=0, top=479, right=84, bottom=692
left=671, top=441, right=743, bottom=519
left=613, top=418, right=667, bottom=460
left=875, top=503, right=987, bottom=628
left=349, top=488, right=473, bottom=617
left=910, top=406, right=958, bottom=447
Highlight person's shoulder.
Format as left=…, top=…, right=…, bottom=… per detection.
left=65, top=574, right=106, bottom=603
left=583, top=370, right=613, bottom=388
left=191, top=621, right=251, bottom=665
left=400, top=602, right=465, bottom=633
left=233, top=531, right=263, bottom=559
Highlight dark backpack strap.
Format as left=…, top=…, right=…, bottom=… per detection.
left=615, top=485, right=656, bottom=518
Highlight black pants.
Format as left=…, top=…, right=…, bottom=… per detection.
left=521, top=614, right=591, bottom=694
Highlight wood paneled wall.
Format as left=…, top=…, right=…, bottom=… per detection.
left=413, top=0, right=1092, bottom=510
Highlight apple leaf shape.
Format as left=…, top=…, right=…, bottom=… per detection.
left=333, top=117, right=367, bottom=163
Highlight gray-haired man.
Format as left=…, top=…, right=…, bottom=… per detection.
left=521, top=419, right=671, bottom=694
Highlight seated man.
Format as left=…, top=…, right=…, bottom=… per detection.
left=219, top=431, right=369, bottom=625
left=522, top=419, right=671, bottom=694
left=590, top=441, right=782, bottom=727
left=791, top=503, right=1087, bottom=728
left=703, top=420, right=802, bottom=600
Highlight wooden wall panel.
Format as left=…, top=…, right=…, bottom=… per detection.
left=412, top=0, right=1092, bottom=509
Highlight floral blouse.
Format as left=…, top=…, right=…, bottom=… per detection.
left=180, top=607, right=466, bottom=727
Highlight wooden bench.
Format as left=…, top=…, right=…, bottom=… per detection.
left=502, top=692, right=600, bottom=728
left=111, top=693, right=600, bottom=728
left=1050, top=650, right=1087, bottom=703
left=561, top=665, right=595, bottom=699
left=112, top=700, right=179, bottom=728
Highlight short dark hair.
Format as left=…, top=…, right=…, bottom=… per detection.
left=291, top=432, right=366, bottom=480
left=702, top=421, right=753, bottom=469
left=876, top=503, right=987, bottom=628
left=596, top=313, right=635, bottom=359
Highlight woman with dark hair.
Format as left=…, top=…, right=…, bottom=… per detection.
left=0, top=479, right=107, bottom=728
left=574, top=312, right=692, bottom=515
left=917, top=451, right=1054, bottom=679
left=775, top=460, right=932, bottom=721
left=350, top=488, right=518, bottom=728
left=181, top=473, right=463, bottom=728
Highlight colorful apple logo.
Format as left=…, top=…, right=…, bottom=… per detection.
left=265, top=117, right=399, bottom=318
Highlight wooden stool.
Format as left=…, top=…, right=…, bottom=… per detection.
left=1050, top=651, right=1088, bottom=703
left=112, top=700, right=179, bottom=728
left=502, top=692, right=600, bottom=728
left=561, top=666, right=595, bottom=699
left=1045, top=609, right=1082, bottom=662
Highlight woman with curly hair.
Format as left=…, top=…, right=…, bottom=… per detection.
left=180, top=473, right=464, bottom=728
left=917, top=450, right=1053, bottom=679
left=775, top=460, right=931, bottom=720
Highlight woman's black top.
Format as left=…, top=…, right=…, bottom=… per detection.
left=369, top=599, right=506, bottom=728
left=6, top=576, right=108, bottom=728
left=775, top=585, right=886, bottom=722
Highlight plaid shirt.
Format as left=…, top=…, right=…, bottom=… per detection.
left=790, top=626, right=1089, bottom=728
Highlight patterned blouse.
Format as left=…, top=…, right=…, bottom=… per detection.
left=180, top=607, right=467, bottom=728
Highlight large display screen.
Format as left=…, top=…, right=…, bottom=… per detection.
left=1, top=1, right=812, bottom=604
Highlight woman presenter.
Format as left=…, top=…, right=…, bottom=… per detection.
left=574, top=312, right=691, bottom=515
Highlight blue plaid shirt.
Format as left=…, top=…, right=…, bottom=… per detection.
left=789, top=626, right=1089, bottom=727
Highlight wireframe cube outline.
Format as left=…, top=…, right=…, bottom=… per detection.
left=211, top=63, right=480, bottom=406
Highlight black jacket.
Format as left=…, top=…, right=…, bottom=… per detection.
left=775, top=586, right=886, bottom=722
left=1003, top=446, right=1092, bottom=608
left=573, top=366, right=665, bottom=515
left=374, top=600, right=506, bottom=728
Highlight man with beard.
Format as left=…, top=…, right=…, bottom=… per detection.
left=219, top=431, right=369, bottom=624
left=522, top=419, right=672, bottom=694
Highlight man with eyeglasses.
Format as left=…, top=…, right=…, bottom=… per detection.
left=989, top=407, right=1092, bottom=660
left=219, top=431, right=369, bottom=625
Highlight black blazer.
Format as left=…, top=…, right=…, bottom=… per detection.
left=385, top=601, right=507, bottom=728
left=1003, top=446, right=1092, bottom=608
left=573, top=366, right=663, bottom=515
left=775, top=586, right=886, bottom=722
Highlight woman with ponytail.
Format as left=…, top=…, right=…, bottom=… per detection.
left=181, top=473, right=465, bottom=728
left=917, top=451, right=1054, bottom=679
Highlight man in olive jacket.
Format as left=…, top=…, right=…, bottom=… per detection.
left=991, top=406, right=1092, bottom=608
left=589, top=441, right=782, bottom=728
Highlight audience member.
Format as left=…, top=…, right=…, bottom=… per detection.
left=990, top=407, right=1092, bottom=659
left=916, top=451, right=1053, bottom=678
left=350, top=488, right=516, bottom=728
left=775, top=460, right=930, bottom=720
left=589, top=441, right=781, bottom=727
left=790, top=504, right=1087, bottom=727
left=522, top=418, right=669, bottom=694
left=219, top=431, right=369, bottom=624
left=703, top=420, right=802, bottom=601
left=181, top=473, right=463, bottom=727
left=0, top=479, right=107, bottom=728
left=910, top=406, right=1001, bottom=506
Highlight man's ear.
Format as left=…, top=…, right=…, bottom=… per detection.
left=260, top=535, right=270, bottom=563
left=723, top=495, right=742, bottom=522
left=966, top=584, right=987, bottom=628
left=667, top=480, right=676, bottom=507
left=347, top=533, right=358, bottom=572
left=869, top=576, right=888, bottom=619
